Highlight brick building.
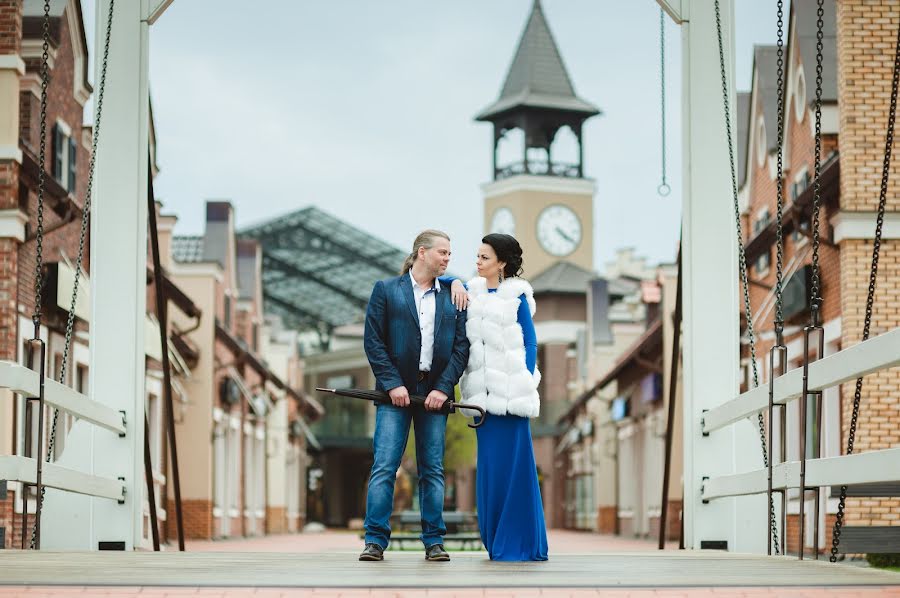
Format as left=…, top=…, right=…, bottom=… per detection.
left=0, top=0, right=202, bottom=549
left=0, top=0, right=95, bottom=549
left=737, top=0, right=900, bottom=554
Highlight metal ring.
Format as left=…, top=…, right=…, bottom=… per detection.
left=657, top=183, right=671, bottom=196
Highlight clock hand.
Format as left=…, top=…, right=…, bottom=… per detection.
left=555, top=226, right=576, bottom=243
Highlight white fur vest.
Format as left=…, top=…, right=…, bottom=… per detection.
left=459, top=277, right=541, bottom=418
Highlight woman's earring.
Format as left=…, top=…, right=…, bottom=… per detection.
left=499, top=269, right=505, bottom=283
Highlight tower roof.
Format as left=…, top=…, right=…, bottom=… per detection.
left=476, top=0, right=599, bottom=121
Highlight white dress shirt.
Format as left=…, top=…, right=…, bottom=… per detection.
left=409, top=271, right=440, bottom=372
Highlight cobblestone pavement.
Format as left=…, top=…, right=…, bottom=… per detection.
left=0, top=529, right=897, bottom=597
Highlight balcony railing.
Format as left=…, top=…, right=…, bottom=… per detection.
left=495, top=160, right=581, bottom=180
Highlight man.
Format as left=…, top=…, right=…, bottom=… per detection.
left=360, top=229, right=469, bottom=562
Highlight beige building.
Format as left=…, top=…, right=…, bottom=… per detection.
left=558, top=250, right=682, bottom=540
left=162, top=201, right=320, bottom=540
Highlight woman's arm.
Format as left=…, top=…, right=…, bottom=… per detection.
left=517, top=293, right=537, bottom=375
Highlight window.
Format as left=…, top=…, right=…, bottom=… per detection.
left=795, top=68, right=807, bottom=122
left=755, top=250, right=771, bottom=275
left=753, top=209, right=771, bottom=235
left=791, top=170, right=810, bottom=202
left=51, top=122, right=77, bottom=193
left=223, top=294, right=232, bottom=330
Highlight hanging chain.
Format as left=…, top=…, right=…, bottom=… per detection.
left=30, top=0, right=116, bottom=550
left=714, top=0, right=780, bottom=555
left=809, top=0, right=825, bottom=322
left=773, top=0, right=786, bottom=336
left=830, top=5, right=900, bottom=564
left=658, top=7, right=670, bottom=197
left=32, top=0, right=51, bottom=327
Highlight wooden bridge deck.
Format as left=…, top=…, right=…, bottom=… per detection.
left=0, top=551, right=897, bottom=589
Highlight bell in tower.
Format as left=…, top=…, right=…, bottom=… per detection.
left=476, top=0, right=601, bottom=180
left=477, top=0, right=600, bottom=276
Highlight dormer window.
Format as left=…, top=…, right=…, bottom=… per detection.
left=753, top=208, right=771, bottom=235
left=52, top=121, right=77, bottom=193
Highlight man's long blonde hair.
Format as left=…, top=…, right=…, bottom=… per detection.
left=400, top=229, right=451, bottom=274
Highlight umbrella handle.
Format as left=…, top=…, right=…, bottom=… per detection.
left=451, top=402, right=486, bottom=428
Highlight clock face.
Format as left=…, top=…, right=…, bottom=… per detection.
left=490, top=207, right=516, bottom=236
left=536, top=204, right=582, bottom=256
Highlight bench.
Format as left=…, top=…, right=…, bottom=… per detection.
left=391, top=510, right=478, bottom=533
left=357, top=530, right=483, bottom=551
left=831, top=483, right=900, bottom=554
left=386, top=532, right=482, bottom=551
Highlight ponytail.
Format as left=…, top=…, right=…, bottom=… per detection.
left=400, top=229, right=451, bottom=274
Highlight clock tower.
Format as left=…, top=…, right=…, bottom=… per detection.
left=477, top=0, right=600, bottom=277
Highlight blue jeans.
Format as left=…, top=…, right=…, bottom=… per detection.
left=364, top=381, right=448, bottom=549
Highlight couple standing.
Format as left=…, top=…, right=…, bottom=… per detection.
left=360, top=229, right=548, bottom=562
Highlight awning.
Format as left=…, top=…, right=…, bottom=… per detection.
left=215, top=322, right=325, bottom=421
left=559, top=319, right=663, bottom=424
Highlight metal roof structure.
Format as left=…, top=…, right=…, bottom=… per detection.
left=239, top=207, right=408, bottom=334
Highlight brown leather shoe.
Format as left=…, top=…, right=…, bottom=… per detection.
left=425, top=543, right=450, bottom=561
left=359, top=543, right=384, bottom=561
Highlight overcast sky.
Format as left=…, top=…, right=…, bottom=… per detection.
left=81, top=0, right=781, bottom=277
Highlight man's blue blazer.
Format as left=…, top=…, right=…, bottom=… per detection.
left=364, top=273, right=469, bottom=398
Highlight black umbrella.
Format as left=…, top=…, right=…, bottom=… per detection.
left=315, top=387, right=486, bottom=428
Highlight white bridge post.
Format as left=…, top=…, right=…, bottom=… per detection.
left=665, top=0, right=768, bottom=553
left=42, top=0, right=151, bottom=550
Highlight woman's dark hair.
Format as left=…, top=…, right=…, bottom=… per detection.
left=482, top=233, right=524, bottom=278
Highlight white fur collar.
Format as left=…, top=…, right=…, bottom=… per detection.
left=466, top=276, right=536, bottom=316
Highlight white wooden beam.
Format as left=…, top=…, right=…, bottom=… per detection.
left=702, top=447, right=900, bottom=500
left=703, top=326, right=900, bottom=433
left=657, top=0, right=687, bottom=24
left=680, top=0, right=765, bottom=553
left=146, top=0, right=174, bottom=25
left=0, top=455, right=126, bottom=502
left=0, top=361, right=126, bottom=435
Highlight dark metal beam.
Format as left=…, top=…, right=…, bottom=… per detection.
left=261, top=253, right=368, bottom=308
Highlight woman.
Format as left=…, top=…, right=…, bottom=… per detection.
left=447, top=233, right=548, bottom=561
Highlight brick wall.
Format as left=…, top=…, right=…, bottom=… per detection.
left=166, top=498, right=213, bottom=540
left=836, top=0, right=900, bottom=531
left=596, top=505, right=616, bottom=534
left=266, top=506, right=286, bottom=534
left=0, top=0, right=22, bottom=55
left=786, top=513, right=837, bottom=555
left=0, top=487, right=36, bottom=549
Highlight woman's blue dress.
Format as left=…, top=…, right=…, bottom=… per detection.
left=475, top=290, right=549, bottom=561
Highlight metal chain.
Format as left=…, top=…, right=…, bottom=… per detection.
left=32, top=0, right=50, bottom=325
left=773, top=0, right=786, bottom=333
left=30, top=0, right=116, bottom=550
left=830, top=5, right=900, bottom=563
left=658, top=7, right=670, bottom=197
left=809, top=0, right=825, bottom=320
left=714, top=0, right=780, bottom=555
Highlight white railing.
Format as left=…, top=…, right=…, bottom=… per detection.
left=0, top=360, right=127, bottom=504
left=700, top=326, right=900, bottom=502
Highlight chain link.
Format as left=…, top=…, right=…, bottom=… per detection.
left=774, top=0, right=786, bottom=334
left=714, top=0, right=780, bottom=555
left=30, top=0, right=116, bottom=550
left=32, top=0, right=50, bottom=326
left=830, top=3, right=900, bottom=563
left=658, top=7, right=670, bottom=197
left=809, top=0, right=825, bottom=321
